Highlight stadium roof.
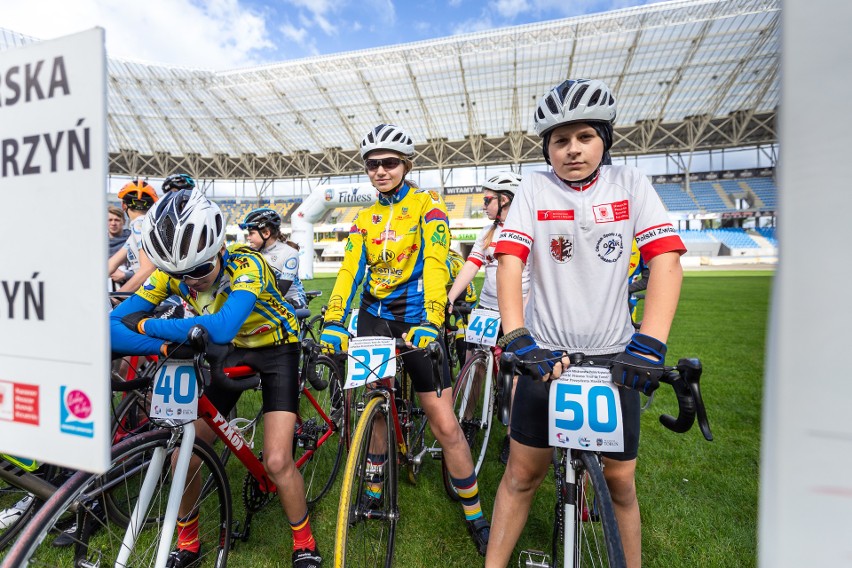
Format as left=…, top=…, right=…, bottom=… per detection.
left=1, top=0, right=779, bottom=181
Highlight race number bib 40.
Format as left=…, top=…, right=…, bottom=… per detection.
left=345, top=336, right=396, bottom=390
left=465, top=308, right=501, bottom=347
left=548, top=366, right=623, bottom=452
left=151, top=360, right=198, bottom=420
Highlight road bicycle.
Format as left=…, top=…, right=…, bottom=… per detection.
left=499, top=352, right=713, bottom=568
left=2, top=326, right=345, bottom=568
left=333, top=337, right=443, bottom=568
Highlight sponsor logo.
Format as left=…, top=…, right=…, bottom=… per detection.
left=372, top=266, right=404, bottom=278
left=378, top=250, right=396, bottom=262
left=213, top=412, right=246, bottom=451
left=371, top=230, right=400, bottom=245
left=337, top=188, right=372, bottom=204
left=324, top=189, right=334, bottom=201
left=578, top=437, right=591, bottom=448
left=234, top=275, right=255, bottom=285
left=371, top=214, right=383, bottom=224
left=249, top=324, right=273, bottom=335
left=537, top=209, right=575, bottom=221
left=549, top=234, right=574, bottom=264
left=397, top=244, right=419, bottom=262
left=556, top=432, right=570, bottom=444
left=636, top=224, right=678, bottom=245
left=593, top=200, right=630, bottom=223
left=596, top=232, right=624, bottom=263
left=424, top=208, right=448, bottom=224
left=345, top=240, right=354, bottom=252
left=60, top=386, right=93, bottom=438
left=143, top=282, right=156, bottom=291
left=284, top=257, right=298, bottom=270
left=428, top=190, right=442, bottom=203
left=597, top=438, right=603, bottom=447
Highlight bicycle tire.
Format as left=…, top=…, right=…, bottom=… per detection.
left=441, top=349, right=494, bottom=500
left=559, top=451, right=626, bottom=568
left=0, top=463, right=60, bottom=551
left=111, top=389, right=152, bottom=443
left=297, top=355, right=345, bottom=507
left=3, top=428, right=232, bottom=568
left=334, top=396, right=397, bottom=568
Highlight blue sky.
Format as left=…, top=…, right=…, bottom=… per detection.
left=2, top=0, right=666, bottom=69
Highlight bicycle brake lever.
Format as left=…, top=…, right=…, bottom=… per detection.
left=679, top=358, right=714, bottom=442
left=425, top=341, right=444, bottom=398
left=499, top=352, right=519, bottom=427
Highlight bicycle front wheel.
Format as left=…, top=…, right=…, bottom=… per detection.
left=442, top=350, right=493, bottom=500
left=334, top=396, right=397, bottom=568
left=297, top=355, right=345, bottom=507
left=559, top=451, right=626, bottom=568
left=3, top=428, right=232, bottom=568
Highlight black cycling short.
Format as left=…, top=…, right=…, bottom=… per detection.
left=509, top=354, right=641, bottom=461
left=206, top=341, right=300, bottom=416
left=357, top=309, right=451, bottom=393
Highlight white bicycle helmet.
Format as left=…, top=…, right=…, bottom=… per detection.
left=533, top=79, right=617, bottom=137
left=359, top=124, right=415, bottom=159
left=141, top=189, right=226, bottom=274
left=482, top=172, right=522, bottom=196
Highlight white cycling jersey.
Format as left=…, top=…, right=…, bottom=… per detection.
left=263, top=240, right=307, bottom=308
left=494, top=166, right=685, bottom=355
left=468, top=222, right=530, bottom=310
left=123, top=216, right=144, bottom=272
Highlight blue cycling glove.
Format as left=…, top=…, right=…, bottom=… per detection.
left=499, top=327, right=563, bottom=381
left=320, top=321, right=350, bottom=354
left=407, top=323, right=440, bottom=349
left=610, top=333, right=667, bottom=394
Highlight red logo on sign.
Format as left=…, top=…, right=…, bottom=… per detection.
left=537, top=210, right=575, bottom=221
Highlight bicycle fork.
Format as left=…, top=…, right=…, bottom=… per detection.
left=116, top=423, right=196, bottom=568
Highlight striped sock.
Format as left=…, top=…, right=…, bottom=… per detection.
left=451, top=472, right=483, bottom=521
left=365, top=452, right=386, bottom=499
left=176, top=513, right=200, bottom=553
left=290, top=510, right=316, bottom=552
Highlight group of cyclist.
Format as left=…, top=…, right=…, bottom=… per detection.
left=103, top=76, right=685, bottom=568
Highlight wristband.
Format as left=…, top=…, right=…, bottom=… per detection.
left=498, top=327, right=530, bottom=349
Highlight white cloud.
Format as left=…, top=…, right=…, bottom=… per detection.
left=0, top=0, right=275, bottom=70
left=279, top=21, right=319, bottom=56
left=492, top=0, right=530, bottom=19
left=284, top=0, right=340, bottom=36
left=451, top=16, right=496, bottom=35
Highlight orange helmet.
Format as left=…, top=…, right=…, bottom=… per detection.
left=118, top=179, right=159, bottom=210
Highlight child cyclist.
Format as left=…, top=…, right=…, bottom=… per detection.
left=319, top=123, right=491, bottom=555
left=446, top=172, right=531, bottom=465
left=485, top=79, right=686, bottom=568
left=240, top=207, right=308, bottom=309
left=110, top=189, right=323, bottom=568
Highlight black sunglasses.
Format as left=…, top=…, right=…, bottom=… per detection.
left=483, top=196, right=497, bottom=206
left=168, top=259, right=217, bottom=281
left=365, top=157, right=403, bottom=172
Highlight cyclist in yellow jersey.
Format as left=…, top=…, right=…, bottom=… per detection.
left=320, top=124, right=491, bottom=556
left=110, top=189, right=322, bottom=568
left=627, top=240, right=650, bottom=323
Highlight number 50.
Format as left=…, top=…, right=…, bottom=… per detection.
left=554, top=383, right=617, bottom=433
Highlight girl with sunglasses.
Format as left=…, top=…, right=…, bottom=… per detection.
left=319, top=124, right=491, bottom=556
left=447, top=171, right=531, bottom=466
left=109, top=189, right=322, bottom=568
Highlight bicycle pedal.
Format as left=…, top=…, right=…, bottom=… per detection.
left=519, top=550, right=551, bottom=568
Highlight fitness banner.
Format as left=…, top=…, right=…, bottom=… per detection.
left=0, top=29, right=110, bottom=473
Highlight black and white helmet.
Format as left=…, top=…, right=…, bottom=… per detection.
left=141, top=189, right=225, bottom=274
left=359, top=124, right=415, bottom=159
left=534, top=79, right=617, bottom=137
left=482, top=172, right=522, bottom=196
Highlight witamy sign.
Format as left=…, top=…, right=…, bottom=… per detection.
left=0, top=29, right=110, bottom=473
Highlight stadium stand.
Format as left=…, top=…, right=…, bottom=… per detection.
left=746, top=177, right=777, bottom=209
left=654, top=183, right=699, bottom=211
left=754, top=227, right=777, bottom=246
left=689, top=181, right=730, bottom=213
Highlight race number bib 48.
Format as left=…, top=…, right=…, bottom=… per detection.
left=345, top=336, right=396, bottom=390
left=465, top=308, right=501, bottom=347
left=151, top=360, right=198, bottom=420
left=548, top=366, right=624, bottom=452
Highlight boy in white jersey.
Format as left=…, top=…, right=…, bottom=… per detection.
left=107, top=180, right=159, bottom=295
left=240, top=207, right=308, bottom=309
left=485, top=79, right=686, bottom=568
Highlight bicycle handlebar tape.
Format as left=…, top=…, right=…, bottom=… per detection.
left=425, top=340, right=445, bottom=398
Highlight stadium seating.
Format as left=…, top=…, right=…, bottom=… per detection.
left=689, top=181, right=730, bottom=212
left=754, top=226, right=777, bottom=246
left=746, top=177, right=777, bottom=209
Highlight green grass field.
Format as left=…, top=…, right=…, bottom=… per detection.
left=217, top=270, right=770, bottom=567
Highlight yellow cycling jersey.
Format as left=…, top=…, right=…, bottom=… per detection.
left=326, top=184, right=451, bottom=328
left=136, top=244, right=299, bottom=348
left=447, top=249, right=478, bottom=305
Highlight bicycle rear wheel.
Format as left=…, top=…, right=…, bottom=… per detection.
left=442, top=350, right=493, bottom=500
left=557, top=451, right=626, bottom=568
left=297, top=355, right=345, bottom=506
left=334, top=396, right=397, bottom=568
left=3, top=428, right=232, bottom=568
left=0, top=462, right=61, bottom=550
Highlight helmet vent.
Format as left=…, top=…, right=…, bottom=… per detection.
left=161, top=216, right=176, bottom=249
left=588, top=89, right=601, bottom=106
left=569, top=85, right=588, bottom=111
left=545, top=95, right=559, bottom=115
left=197, top=227, right=209, bottom=253
left=215, top=213, right=223, bottom=235
left=179, top=226, right=195, bottom=260
left=149, top=236, right=168, bottom=261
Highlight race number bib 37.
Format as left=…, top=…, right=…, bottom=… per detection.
left=548, top=366, right=624, bottom=452
left=345, top=336, right=396, bottom=390
left=465, top=308, right=501, bottom=347
left=151, top=360, right=198, bottom=420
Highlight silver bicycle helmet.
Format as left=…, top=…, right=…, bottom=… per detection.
left=141, top=189, right=225, bottom=274
left=482, top=172, right=522, bottom=196
left=359, top=124, right=415, bottom=159
left=533, top=79, right=616, bottom=137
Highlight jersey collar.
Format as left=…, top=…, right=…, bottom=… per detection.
left=559, top=169, right=600, bottom=192
left=377, top=182, right=411, bottom=205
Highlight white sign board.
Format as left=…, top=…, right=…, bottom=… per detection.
left=0, top=29, right=110, bottom=473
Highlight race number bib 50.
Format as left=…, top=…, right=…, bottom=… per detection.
left=345, top=336, right=396, bottom=390
left=465, top=308, right=501, bottom=347
left=151, top=360, right=198, bottom=420
left=548, top=366, right=623, bottom=452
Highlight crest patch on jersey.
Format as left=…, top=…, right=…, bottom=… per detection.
left=372, top=214, right=383, bottom=224
left=284, top=257, right=298, bottom=270
left=234, top=275, right=255, bottom=285
left=549, top=234, right=574, bottom=264
left=596, top=232, right=624, bottom=263
left=592, top=200, right=630, bottom=223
